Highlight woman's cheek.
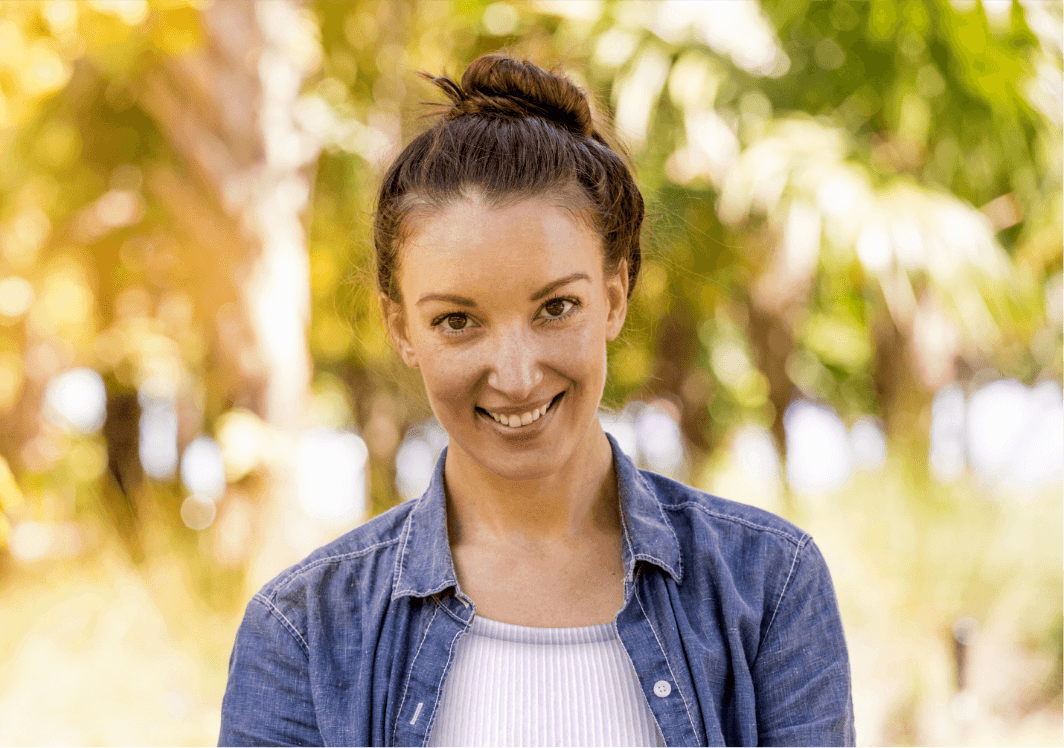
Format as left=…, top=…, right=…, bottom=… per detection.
left=418, top=338, right=487, bottom=405
left=553, top=320, right=608, bottom=378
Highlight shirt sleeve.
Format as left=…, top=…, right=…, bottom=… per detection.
left=219, top=594, right=323, bottom=747
left=751, top=539, right=855, bottom=747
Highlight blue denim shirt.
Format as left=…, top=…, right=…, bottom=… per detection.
left=220, top=435, right=854, bottom=746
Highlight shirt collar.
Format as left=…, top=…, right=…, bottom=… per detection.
left=609, top=433, right=684, bottom=585
left=392, top=432, right=683, bottom=601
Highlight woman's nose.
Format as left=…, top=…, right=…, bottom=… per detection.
left=485, top=326, right=543, bottom=399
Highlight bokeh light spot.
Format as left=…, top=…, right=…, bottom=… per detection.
left=0, top=276, right=34, bottom=318
left=138, top=393, right=178, bottom=481
left=395, top=420, right=448, bottom=502
left=216, top=409, right=267, bottom=482
left=180, top=436, right=227, bottom=502
left=296, top=429, right=368, bottom=522
left=482, top=2, right=519, bottom=35
left=43, top=367, right=106, bottom=434
left=180, top=495, right=217, bottom=531
left=784, top=400, right=853, bottom=494
left=850, top=417, right=887, bottom=472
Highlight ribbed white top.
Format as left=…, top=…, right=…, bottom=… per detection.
left=426, top=615, right=665, bottom=747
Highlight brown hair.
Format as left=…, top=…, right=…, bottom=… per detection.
left=374, top=54, right=644, bottom=302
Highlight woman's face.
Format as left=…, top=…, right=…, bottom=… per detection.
left=384, top=194, right=627, bottom=482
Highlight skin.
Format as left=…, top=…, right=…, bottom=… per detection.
left=381, top=193, right=629, bottom=627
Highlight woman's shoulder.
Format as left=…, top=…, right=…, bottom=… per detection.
left=635, top=469, right=834, bottom=616
left=636, top=468, right=809, bottom=550
left=253, top=498, right=418, bottom=604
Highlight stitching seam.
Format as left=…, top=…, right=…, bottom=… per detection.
left=392, top=604, right=438, bottom=744
left=634, top=585, right=698, bottom=741
left=435, top=600, right=470, bottom=626
left=393, top=501, right=419, bottom=594
left=761, top=536, right=810, bottom=647
left=269, top=537, right=402, bottom=598
left=618, top=499, right=637, bottom=599
left=253, top=593, right=311, bottom=657
left=637, top=472, right=685, bottom=581
left=663, top=501, right=806, bottom=545
left=615, top=621, right=667, bottom=743
left=631, top=552, right=681, bottom=582
left=422, top=615, right=469, bottom=747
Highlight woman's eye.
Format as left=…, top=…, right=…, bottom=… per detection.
left=542, top=298, right=574, bottom=318
left=444, top=314, right=468, bottom=330
left=432, top=311, right=480, bottom=335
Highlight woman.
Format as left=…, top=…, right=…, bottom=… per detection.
left=220, top=54, right=854, bottom=747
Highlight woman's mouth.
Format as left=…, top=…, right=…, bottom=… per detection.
left=476, top=392, right=564, bottom=429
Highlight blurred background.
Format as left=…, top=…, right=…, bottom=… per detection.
left=0, top=0, right=1059, bottom=744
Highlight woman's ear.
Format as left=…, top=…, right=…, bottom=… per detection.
left=604, top=259, right=629, bottom=342
left=379, top=293, right=419, bottom=368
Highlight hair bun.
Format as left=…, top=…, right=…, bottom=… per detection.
left=426, top=55, right=594, bottom=138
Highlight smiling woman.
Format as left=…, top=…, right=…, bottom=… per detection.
left=219, top=55, right=855, bottom=747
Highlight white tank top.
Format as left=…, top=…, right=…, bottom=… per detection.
left=427, top=615, right=666, bottom=747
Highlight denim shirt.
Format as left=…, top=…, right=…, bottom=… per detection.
left=220, top=435, right=854, bottom=747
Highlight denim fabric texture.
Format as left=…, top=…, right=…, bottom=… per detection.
left=219, top=435, right=855, bottom=747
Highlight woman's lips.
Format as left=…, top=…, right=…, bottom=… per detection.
left=477, top=392, right=564, bottom=430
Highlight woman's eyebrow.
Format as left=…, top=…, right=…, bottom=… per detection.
left=529, top=272, right=590, bottom=301
left=416, top=293, right=476, bottom=307
left=416, top=273, right=590, bottom=307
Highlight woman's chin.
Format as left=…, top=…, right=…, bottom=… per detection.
left=461, top=444, right=567, bottom=483
left=448, top=423, right=605, bottom=486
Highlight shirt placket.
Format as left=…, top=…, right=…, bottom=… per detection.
left=390, top=594, right=474, bottom=747
left=616, top=572, right=702, bottom=747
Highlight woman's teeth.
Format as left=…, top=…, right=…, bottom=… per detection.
left=486, top=401, right=552, bottom=428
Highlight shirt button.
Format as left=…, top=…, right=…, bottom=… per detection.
left=653, top=680, right=672, bottom=698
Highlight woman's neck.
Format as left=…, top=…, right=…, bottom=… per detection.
left=443, top=425, right=619, bottom=545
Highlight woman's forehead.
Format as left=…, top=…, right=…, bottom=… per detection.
left=399, top=196, right=603, bottom=292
